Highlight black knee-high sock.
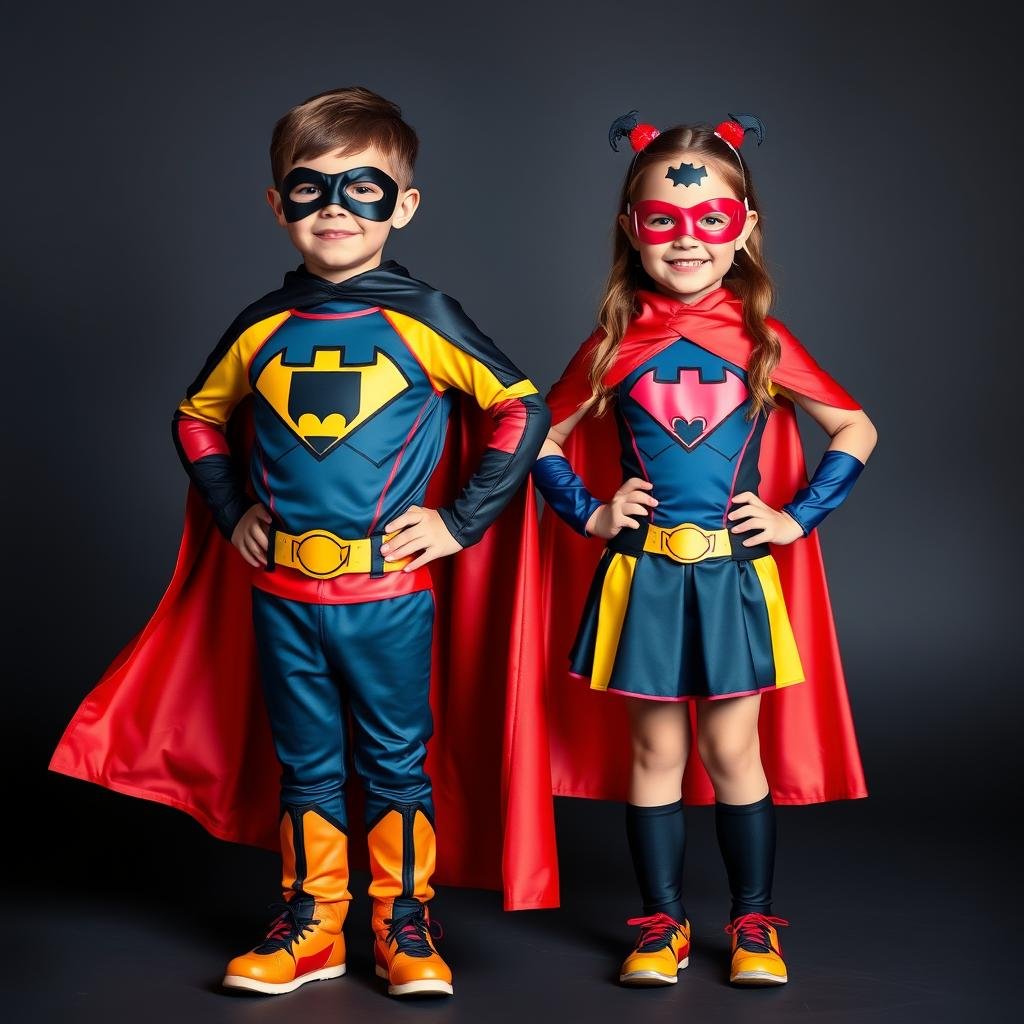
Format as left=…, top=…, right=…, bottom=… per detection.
left=715, top=793, right=776, bottom=919
left=625, top=800, right=687, bottom=923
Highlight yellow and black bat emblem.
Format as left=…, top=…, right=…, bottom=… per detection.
left=255, top=346, right=411, bottom=459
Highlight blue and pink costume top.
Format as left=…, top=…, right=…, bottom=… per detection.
left=563, top=333, right=802, bottom=700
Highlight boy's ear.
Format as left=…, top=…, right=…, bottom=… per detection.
left=266, top=186, right=287, bottom=227
left=391, top=187, right=421, bottom=230
left=618, top=212, right=640, bottom=251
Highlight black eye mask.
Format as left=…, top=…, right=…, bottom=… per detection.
left=277, top=165, right=400, bottom=223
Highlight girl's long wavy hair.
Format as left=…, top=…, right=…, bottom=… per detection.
left=589, top=124, right=780, bottom=418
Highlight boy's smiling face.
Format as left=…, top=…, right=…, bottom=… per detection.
left=266, top=145, right=419, bottom=283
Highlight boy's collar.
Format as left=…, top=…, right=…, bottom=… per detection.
left=292, top=258, right=409, bottom=286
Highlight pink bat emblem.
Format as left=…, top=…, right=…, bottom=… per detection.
left=629, top=367, right=748, bottom=450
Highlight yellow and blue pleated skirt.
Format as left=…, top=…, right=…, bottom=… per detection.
left=569, top=545, right=805, bottom=701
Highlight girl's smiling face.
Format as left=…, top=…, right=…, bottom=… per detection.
left=619, top=151, right=758, bottom=304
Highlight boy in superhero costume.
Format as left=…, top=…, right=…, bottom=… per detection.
left=533, top=113, right=876, bottom=987
left=50, top=87, right=558, bottom=998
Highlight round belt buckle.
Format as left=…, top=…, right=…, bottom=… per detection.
left=665, top=525, right=712, bottom=563
left=296, top=533, right=350, bottom=576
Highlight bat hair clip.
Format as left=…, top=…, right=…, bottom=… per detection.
left=713, top=113, right=766, bottom=150
left=608, top=111, right=661, bottom=153
left=712, top=113, right=765, bottom=209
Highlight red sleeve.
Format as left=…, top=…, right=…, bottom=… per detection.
left=174, top=414, right=232, bottom=461
left=171, top=411, right=254, bottom=540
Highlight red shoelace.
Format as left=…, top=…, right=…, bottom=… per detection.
left=626, top=912, right=686, bottom=952
left=257, top=900, right=318, bottom=951
left=724, top=913, right=789, bottom=954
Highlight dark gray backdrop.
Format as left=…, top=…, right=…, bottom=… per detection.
left=3, top=1, right=1016, bottom=1020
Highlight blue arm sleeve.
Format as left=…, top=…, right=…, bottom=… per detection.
left=532, top=454, right=604, bottom=537
left=781, top=450, right=865, bottom=536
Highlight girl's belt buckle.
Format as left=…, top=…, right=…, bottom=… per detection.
left=646, top=523, right=730, bottom=563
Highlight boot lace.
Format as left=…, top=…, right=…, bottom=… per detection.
left=724, top=913, right=789, bottom=954
left=384, top=904, right=443, bottom=959
left=254, top=898, right=318, bottom=954
left=626, top=912, right=685, bottom=952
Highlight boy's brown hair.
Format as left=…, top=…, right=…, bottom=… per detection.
left=270, top=87, right=419, bottom=190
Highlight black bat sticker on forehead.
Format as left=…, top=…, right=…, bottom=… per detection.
left=666, top=162, right=708, bottom=188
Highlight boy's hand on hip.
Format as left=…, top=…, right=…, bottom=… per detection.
left=231, top=504, right=272, bottom=567
left=381, top=505, right=463, bottom=571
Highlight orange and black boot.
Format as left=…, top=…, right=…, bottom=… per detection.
left=619, top=913, right=692, bottom=986
left=368, top=804, right=453, bottom=997
left=725, top=913, right=789, bottom=986
left=223, top=806, right=351, bottom=995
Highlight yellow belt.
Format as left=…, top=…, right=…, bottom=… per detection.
left=272, top=528, right=411, bottom=579
left=643, top=522, right=732, bottom=564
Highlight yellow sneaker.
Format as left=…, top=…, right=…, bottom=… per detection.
left=619, top=913, right=691, bottom=986
left=222, top=892, right=347, bottom=994
left=726, top=913, right=789, bottom=986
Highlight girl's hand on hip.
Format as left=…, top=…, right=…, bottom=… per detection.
left=586, top=477, right=658, bottom=539
left=727, top=492, right=804, bottom=547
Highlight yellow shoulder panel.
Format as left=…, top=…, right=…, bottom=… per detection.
left=177, top=311, right=291, bottom=426
left=382, top=310, right=537, bottom=409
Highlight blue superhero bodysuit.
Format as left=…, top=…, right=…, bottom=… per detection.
left=172, top=263, right=548, bottom=907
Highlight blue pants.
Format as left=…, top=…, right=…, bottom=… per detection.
left=251, top=588, right=436, bottom=829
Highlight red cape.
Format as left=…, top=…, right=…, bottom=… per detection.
left=50, top=396, right=560, bottom=910
left=541, top=287, right=868, bottom=805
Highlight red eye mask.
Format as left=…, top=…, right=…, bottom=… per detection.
left=630, top=197, right=747, bottom=245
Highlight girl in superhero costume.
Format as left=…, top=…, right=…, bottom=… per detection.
left=533, top=113, right=877, bottom=987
